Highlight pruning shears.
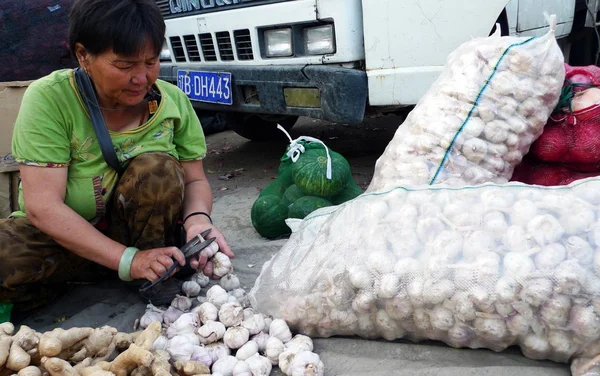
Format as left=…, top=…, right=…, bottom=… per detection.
left=139, top=228, right=216, bottom=292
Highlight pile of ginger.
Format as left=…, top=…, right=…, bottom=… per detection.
left=0, top=321, right=210, bottom=376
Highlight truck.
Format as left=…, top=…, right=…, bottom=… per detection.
left=156, top=0, right=600, bottom=140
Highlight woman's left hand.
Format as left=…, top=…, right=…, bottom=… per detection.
left=185, top=219, right=235, bottom=279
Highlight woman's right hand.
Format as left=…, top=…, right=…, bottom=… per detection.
left=129, top=247, right=186, bottom=282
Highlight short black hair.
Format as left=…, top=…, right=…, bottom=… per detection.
left=69, top=0, right=165, bottom=57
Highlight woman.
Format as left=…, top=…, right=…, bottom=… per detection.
left=0, top=0, right=234, bottom=311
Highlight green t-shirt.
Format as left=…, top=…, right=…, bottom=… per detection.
left=11, top=69, right=206, bottom=222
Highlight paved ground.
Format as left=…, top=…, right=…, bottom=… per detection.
left=201, top=114, right=406, bottom=197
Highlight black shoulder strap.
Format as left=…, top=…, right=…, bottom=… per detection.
left=73, top=68, right=125, bottom=175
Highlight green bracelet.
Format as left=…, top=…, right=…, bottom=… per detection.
left=118, top=247, right=139, bottom=282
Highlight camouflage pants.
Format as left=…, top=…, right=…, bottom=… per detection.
left=0, top=153, right=185, bottom=312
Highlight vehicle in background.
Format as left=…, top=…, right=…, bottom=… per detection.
left=157, top=0, right=599, bottom=140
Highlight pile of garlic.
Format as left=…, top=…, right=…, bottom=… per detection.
left=250, top=177, right=600, bottom=375
left=138, top=271, right=324, bottom=376
left=367, top=18, right=565, bottom=192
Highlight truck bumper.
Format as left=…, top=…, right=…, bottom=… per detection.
left=159, top=64, right=368, bottom=125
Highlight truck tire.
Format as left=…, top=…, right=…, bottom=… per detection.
left=195, top=110, right=228, bottom=135
left=227, top=113, right=298, bottom=141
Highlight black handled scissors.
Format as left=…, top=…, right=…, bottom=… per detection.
left=139, top=228, right=217, bottom=292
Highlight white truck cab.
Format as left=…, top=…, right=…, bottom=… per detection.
left=157, top=0, right=595, bottom=140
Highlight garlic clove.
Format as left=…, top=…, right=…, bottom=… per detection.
left=250, top=332, right=270, bottom=352
left=212, top=252, right=234, bottom=279
left=206, top=342, right=231, bottom=364
left=192, top=271, right=210, bottom=287
left=232, top=360, right=252, bottom=376
left=242, top=314, right=266, bottom=336
left=287, top=351, right=324, bottom=376
left=171, top=294, right=193, bottom=312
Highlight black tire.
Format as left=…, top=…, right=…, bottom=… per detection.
left=195, top=110, right=228, bottom=135
left=226, top=113, right=298, bottom=141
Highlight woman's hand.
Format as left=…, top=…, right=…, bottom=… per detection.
left=185, top=219, right=235, bottom=279
left=130, top=247, right=186, bottom=282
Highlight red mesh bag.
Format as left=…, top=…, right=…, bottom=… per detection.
left=510, top=156, right=600, bottom=186
left=528, top=65, right=600, bottom=171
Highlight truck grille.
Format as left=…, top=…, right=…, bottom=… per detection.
left=199, top=34, right=217, bottom=61
left=169, top=36, right=186, bottom=62
left=183, top=35, right=201, bottom=61
left=234, top=30, right=254, bottom=60
left=168, top=30, right=255, bottom=62
left=216, top=32, right=235, bottom=61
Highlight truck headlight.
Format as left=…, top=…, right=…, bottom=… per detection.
left=304, top=25, right=335, bottom=55
left=265, top=28, right=293, bottom=57
left=160, top=42, right=172, bottom=62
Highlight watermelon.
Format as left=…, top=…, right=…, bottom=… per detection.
left=292, top=148, right=351, bottom=197
left=259, top=180, right=288, bottom=198
left=251, top=195, right=291, bottom=239
left=330, top=182, right=363, bottom=205
left=282, top=184, right=305, bottom=207
left=288, top=196, right=332, bottom=219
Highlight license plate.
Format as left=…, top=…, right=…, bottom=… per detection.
left=177, top=70, right=232, bottom=105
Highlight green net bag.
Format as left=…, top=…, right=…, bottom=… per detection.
left=251, top=126, right=363, bottom=239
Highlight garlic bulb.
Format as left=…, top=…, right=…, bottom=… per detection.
left=269, top=319, right=293, bottom=343
left=207, top=342, right=231, bottom=363
left=219, top=303, right=244, bottom=328
left=236, top=340, right=258, bottom=361
left=163, top=306, right=184, bottom=326
left=287, top=351, right=324, bottom=376
left=245, top=354, right=272, bottom=376
left=285, top=335, right=314, bottom=353
left=198, top=320, right=226, bottom=345
left=167, top=336, right=197, bottom=362
left=220, top=274, right=241, bottom=291
left=196, top=302, right=219, bottom=324
left=224, top=326, right=250, bottom=349
left=140, top=310, right=163, bottom=329
left=242, top=314, right=266, bottom=336
left=166, top=312, right=200, bottom=339
left=265, top=336, right=285, bottom=365
left=232, top=289, right=250, bottom=307
left=207, top=285, right=230, bottom=308
left=182, top=281, right=202, bottom=297
left=232, top=360, right=252, bottom=376
left=192, top=272, right=211, bottom=287
left=171, top=294, right=193, bottom=312
left=191, top=345, right=213, bottom=368
left=151, top=335, right=169, bottom=351
left=212, top=355, right=238, bottom=376
left=212, top=252, right=234, bottom=278
left=251, top=332, right=270, bottom=352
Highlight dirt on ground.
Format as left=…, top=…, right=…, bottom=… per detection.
left=202, top=114, right=406, bottom=198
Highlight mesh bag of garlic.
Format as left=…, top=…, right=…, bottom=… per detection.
left=249, top=178, right=600, bottom=375
left=367, top=17, right=565, bottom=193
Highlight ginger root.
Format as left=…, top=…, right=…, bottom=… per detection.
left=7, top=342, right=30, bottom=371
left=13, top=327, right=39, bottom=353
left=108, top=344, right=153, bottom=376
left=150, top=350, right=171, bottom=376
left=0, top=336, right=12, bottom=368
left=133, top=323, right=161, bottom=351
left=16, top=366, right=41, bottom=376
left=130, top=367, right=152, bottom=376
left=174, top=361, right=210, bottom=376
left=40, top=327, right=92, bottom=359
left=0, top=323, right=14, bottom=336
left=113, top=334, right=133, bottom=353
left=41, top=357, right=77, bottom=376
left=70, top=327, right=117, bottom=363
